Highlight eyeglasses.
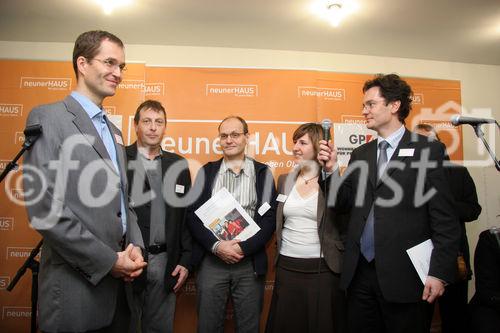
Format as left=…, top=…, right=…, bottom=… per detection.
left=219, top=132, right=245, bottom=140
left=91, top=58, right=127, bottom=73
left=362, top=99, right=386, bottom=111
left=140, top=119, right=165, bottom=126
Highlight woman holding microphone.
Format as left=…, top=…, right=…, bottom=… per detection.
left=266, top=123, right=347, bottom=333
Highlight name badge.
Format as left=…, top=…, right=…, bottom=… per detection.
left=276, top=194, right=288, bottom=202
left=398, top=148, right=414, bottom=157
left=114, top=134, right=124, bottom=145
left=175, top=184, right=185, bottom=194
left=258, top=202, right=271, bottom=216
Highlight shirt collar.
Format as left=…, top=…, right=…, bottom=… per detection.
left=377, top=125, right=405, bottom=149
left=71, top=91, right=103, bottom=119
left=138, top=149, right=162, bottom=161
left=219, top=156, right=254, bottom=177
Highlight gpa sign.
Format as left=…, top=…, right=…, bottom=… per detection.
left=334, top=123, right=377, bottom=167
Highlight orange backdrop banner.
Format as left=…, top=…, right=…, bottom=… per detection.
left=0, top=60, right=461, bottom=332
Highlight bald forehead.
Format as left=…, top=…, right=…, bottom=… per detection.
left=219, top=117, right=245, bottom=132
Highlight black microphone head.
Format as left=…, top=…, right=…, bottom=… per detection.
left=321, top=118, right=332, bottom=141
left=321, top=118, right=332, bottom=129
left=23, top=124, right=43, bottom=137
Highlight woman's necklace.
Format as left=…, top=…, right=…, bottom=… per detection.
left=300, top=173, right=319, bottom=185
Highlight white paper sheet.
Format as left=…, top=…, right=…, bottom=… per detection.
left=406, top=239, right=434, bottom=285
left=195, top=188, right=260, bottom=241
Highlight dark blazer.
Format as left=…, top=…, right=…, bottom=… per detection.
left=187, top=158, right=277, bottom=276
left=275, top=170, right=347, bottom=273
left=126, top=143, right=192, bottom=291
left=470, top=229, right=500, bottom=309
left=468, top=229, right=500, bottom=332
left=23, top=95, right=144, bottom=332
left=445, top=163, right=481, bottom=277
left=330, top=129, right=460, bottom=302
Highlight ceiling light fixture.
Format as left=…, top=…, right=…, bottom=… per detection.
left=94, top=0, right=133, bottom=15
left=310, top=0, right=359, bottom=27
left=327, top=2, right=344, bottom=27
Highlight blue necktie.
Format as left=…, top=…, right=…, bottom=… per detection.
left=360, top=140, right=389, bottom=262
left=98, top=112, right=127, bottom=234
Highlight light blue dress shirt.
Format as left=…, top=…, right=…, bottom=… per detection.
left=377, top=125, right=406, bottom=174
left=71, top=91, right=127, bottom=234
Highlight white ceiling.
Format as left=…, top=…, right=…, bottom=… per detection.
left=1, top=0, right=499, bottom=65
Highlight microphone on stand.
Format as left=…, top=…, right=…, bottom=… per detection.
left=450, top=115, right=497, bottom=126
left=23, top=124, right=43, bottom=150
left=450, top=115, right=500, bottom=171
left=24, top=124, right=43, bottom=137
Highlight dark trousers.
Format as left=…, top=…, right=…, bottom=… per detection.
left=347, top=257, right=433, bottom=333
left=439, top=280, right=468, bottom=333
left=196, top=255, right=264, bottom=333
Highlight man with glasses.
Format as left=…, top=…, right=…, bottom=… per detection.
left=126, top=100, right=192, bottom=333
left=187, top=116, right=276, bottom=333
left=23, top=30, right=146, bottom=333
left=318, top=74, right=460, bottom=332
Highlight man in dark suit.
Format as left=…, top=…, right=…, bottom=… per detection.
left=318, top=74, right=461, bottom=332
left=187, top=116, right=276, bottom=333
left=126, top=100, right=192, bottom=333
left=414, top=123, right=482, bottom=333
left=468, top=227, right=500, bottom=333
left=23, top=30, right=146, bottom=333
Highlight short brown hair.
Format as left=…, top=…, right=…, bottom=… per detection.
left=293, top=123, right=323, bottom=156
left=134, top=100, right=166, bottom=124
left=363, top=74, right=413, bottom=124
left=72, top=30, right=124, bottom=79
left=218, top=116, right=249, bottom=134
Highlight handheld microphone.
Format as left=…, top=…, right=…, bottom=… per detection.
left=450, top=115, right=496, bottom=126
left=321, top=119, right=332, bottom=141
left=24, top=124, right=43, bottom=137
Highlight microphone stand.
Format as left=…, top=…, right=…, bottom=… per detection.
left=471, top=123, right=500, bottom=172
left=6, top=241, right=42, bottom=333
left=2, top=131, right=43, bottom=333
left=0, top=133, right=39, bottom=182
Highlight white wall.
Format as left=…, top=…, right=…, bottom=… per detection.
left=1, top=40, right=499, bottom=296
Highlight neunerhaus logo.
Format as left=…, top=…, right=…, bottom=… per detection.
left=145, top=83, right=165, bottom=96
left=0, top=217, right=14, bottom=231
left=20, top=77, right=71, bottom=90
left=2, top=307, right=31, bottom=320
left=0, top=277, right=10, bottom=290
left=118, top=80, right=146, bottom=90
left=0, top=103, right=23, bottom=116
left=206, top=84, right=258, bottom=97
left=298, top=87, right=345, bottom=101
left=6, top=247, right=38, bottom=260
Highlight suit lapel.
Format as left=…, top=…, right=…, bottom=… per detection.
left=107, top=119, right=128, bottom=188
left=276, top=170, right=299, bottom=238
left=126, top=143, right=151, bottom=192
left=317, top=187, right=325, bottom=227
left=160, top=150, right=174, bottom=184
left=282, top=168, right=299, bottom=197
left=65, top=95, right=118, bottom=176
left=366, top=140, right=378, bottom=190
